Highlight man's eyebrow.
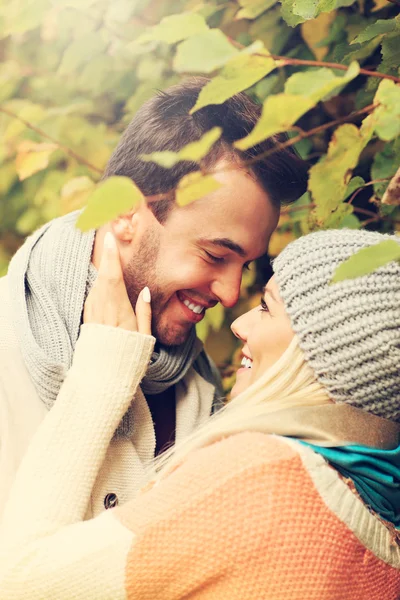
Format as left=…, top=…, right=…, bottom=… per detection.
left=199, top=237, right=246, bottom=258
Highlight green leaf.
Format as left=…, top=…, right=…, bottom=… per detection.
left=344, top=176, right=365, bottom=199
left=176, top=172, right=221, bottom=206
left=309, top=123, right=372, bottom=224
left=372, top=79, right=400, bottom=141
left=76, top=176, right=143, bottom=232
left=58, top=34, right=107, bottom=76
left=190, top=52, right=276, bottom=113
left=140, top=127, right=222, bottom=168
left=235, top=94, right=314, bottom=150
left=236, top=0, right=277, bottom=20
left=284, top=61, right=360, bottom=102
left=280, top=0, right=356, bottom=26
left=235, top=62, right=359, bottom=150
left=173, top=29, right=239, bottom=73
left=371, top=139, right=400, bottom=199
left=136, top=12, right=209, bottom=45
left=350, top=16, right=398, bottom=45
left=380, top=32, right=400, bottom=75
left=331, top=239, right=400, bottom=283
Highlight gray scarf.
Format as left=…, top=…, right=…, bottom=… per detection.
left=8, top=212, right=203, bottom=436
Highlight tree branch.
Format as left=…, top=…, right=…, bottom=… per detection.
left=0, top=106, right=103, bottom=175
left=244, top=103, right=375, bottom=167
left=229, top=37, right=400, bottom=84
left=268, top=54, right=400, bottom=84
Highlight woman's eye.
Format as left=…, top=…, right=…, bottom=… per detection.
left=243, top=262, right=251, bottom=272
left=259, top=297, right=269, bottom=313
left=204, top=251, right=225, bottom=264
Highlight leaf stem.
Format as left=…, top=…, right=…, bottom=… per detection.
left=0, top=106, right=103, bottom=175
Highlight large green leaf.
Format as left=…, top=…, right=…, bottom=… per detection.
left=140, top=127, right=222, bottom=168
left=280, top=0, right=356, bottom=25
left=309, top=123, right=373, bottom=224
left=235, top=94, right=314, bottom=150
left=284, top=61, right=360, bottom=101
left=235, top=63, right=359, bottom=150
left=371, top=139, right=400, bottom=199
left=236, top=0, right=277, bottom=20
left=136, top=12, right=209, bottom=45
left=76, top=176, right=143, bottom=232
left=380, top=32, right=400, bottom=75
left=331, top=239, right=400, bottom=283
left=173, top=29, right=239, bottom=73
left=350, top=16, right=398, bottom=45
left=372, top=80, right=400, bottom=141
left=190, top=52, right=276, bottom=113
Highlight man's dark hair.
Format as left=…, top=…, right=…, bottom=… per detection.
left=104, top=77, right=309, bottom=222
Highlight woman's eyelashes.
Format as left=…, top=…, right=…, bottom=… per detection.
left=259, top=297, right=269, bottom=313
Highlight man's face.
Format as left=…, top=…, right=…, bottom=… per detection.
left=123, top=163, right=279, bottom=346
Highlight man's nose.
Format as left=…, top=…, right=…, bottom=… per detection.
left=210, top=270, right=242, bottom=308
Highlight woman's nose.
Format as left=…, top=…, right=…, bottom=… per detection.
left=231, top=314, right=246, bottom=341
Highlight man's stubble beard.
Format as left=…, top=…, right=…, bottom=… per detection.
left=123, top=230, right=192, bottom=346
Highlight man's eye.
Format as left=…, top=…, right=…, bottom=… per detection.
left=243, top=262, right=251, bottom=272
left=204, top=251, right=225, bottom=264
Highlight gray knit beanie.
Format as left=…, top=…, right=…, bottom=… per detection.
left=273, top=229, right=400, bottom=423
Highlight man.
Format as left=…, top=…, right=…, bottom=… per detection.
left=0, top=78, right=308, bottom=520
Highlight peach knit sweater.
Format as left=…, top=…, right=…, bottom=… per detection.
left=0, top=325, right=399, bottom=599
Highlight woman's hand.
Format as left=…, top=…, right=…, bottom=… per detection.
left=84, top=231, right=152, bottom=335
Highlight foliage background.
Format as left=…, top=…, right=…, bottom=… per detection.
left=1, top=0, right=399, bottom=387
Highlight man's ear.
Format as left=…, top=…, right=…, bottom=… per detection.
left=111, top=211, right=140, bottom=243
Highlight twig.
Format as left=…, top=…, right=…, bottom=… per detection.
left=244, top=103, right=375, bottom=167
left=268, top=54, right=400, bottom=84
left=0, top=106, right=103, bottom=175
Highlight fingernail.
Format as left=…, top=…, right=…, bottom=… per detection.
left=142, top=286, right=151, bottom=303
left=104, top=232, right=116, bottom=250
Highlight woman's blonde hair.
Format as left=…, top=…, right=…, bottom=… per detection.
left=152, top=337, right=331, bottom=480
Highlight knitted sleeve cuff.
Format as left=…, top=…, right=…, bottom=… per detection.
left=71, top=324, right=155, bottom=399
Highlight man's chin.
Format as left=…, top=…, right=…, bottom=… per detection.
left=153, top=322, right=194, bottom=347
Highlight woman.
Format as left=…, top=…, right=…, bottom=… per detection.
left=0, top=228, right=399, bottom=599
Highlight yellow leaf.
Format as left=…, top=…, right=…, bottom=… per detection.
left=61, top=176, right=96, bottom=214
left=140, top=127, right=222, bottom=168
left=176, top=172, right=221, bottom=206
left=235, top=94, right=314, bottom=150
left=301, top=11, right=336, bottom=60
left=15, top=141, right=57, bottom=181
left=372, top=0, right=390, bottom=10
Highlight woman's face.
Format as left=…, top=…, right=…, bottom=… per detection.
left=230, top=276, right=294, bottom=398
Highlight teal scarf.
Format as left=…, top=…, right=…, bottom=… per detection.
left=300, top=442, right=400, bottom=528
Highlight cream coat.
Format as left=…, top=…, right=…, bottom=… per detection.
left=0, top=275, right=215, bottom=523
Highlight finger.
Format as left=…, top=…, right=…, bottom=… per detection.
left=98, top=232, right=124, bottom=284
left=135, top=287, right=152, bottom=335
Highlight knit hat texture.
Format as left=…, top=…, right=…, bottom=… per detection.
left=273, top=229, right=400, bottom=423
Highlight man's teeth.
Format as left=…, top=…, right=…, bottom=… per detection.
left=182, top=299, right=205, bottom=314
left=241, top=357, right=253, bottom=369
